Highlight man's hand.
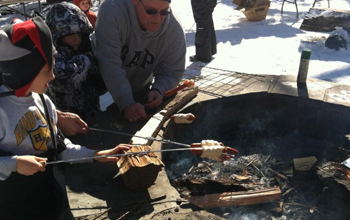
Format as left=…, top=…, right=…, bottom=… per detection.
left=57, top=110, right=89, bottom=136
left=144, top=89, right=163, bottom=109
left=123, top=103, right=148, bottom=122
left=16, top=156, right=47, bottom=176
left=93, top=144, right=132, bottom=163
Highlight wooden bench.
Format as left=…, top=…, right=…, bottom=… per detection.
left=0, top=0, right=42, bottom=20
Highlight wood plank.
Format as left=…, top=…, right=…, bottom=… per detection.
left=130, top=112, right=165, bottom=145
left=187, top=187, right=282, bottom=209
left=161, top=86, right=199, bottom=117
left=130, top=86, right=199, bottom=145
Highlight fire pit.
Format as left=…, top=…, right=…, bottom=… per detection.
left=162, top=92, right=350, bottom=219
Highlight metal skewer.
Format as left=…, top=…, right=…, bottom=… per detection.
left=45, top=147, right=203, bottom=165
left=43, top=128, right=236, bottom=165
left=89, top=127, right=192, bottom=148
left=89, top=127, right=235, bottom=159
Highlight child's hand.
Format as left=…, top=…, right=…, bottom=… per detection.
left=16, top=156, right=47, bottom=176
left=93, top=144, right=132, bottom=163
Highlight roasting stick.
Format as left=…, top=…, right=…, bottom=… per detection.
left=41, top=128, right=238, bottom=165
left=89, top=127, right=192, bottom=148
left=89, top=127, right=237, bottom=158
left=43, top=147, right=205, bottom=165
left=42, top=131, right=237, bottom=165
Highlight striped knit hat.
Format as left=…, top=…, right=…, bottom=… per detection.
left=0, top=17, right=54, bottom=97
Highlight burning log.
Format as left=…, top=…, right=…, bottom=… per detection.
left=117, top=145, right=164, bottom=191
left=186, top=187, right=282, bottom=209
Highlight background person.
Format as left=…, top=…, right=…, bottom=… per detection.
left=91, top=0, right=186, bottom=122
left=73, top=0, right=97, bottom=28
left=189, top=0, right=217, bottom=63
left=46, top=2, right=106, bottom=120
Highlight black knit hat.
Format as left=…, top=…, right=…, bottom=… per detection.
left=0, top=17, right=55, bottom=97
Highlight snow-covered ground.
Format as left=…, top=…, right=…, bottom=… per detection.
left=1, top=0, right=350, bottom=110
left=171, top=0, right=350, bottom=82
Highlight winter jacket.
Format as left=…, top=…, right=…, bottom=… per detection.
left=91, top=0, right=186, bottom=112
left=45, top=2, right=106, bottom=119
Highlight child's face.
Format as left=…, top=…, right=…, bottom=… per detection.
left=79, top=0, right=90, bottom=11
left=27, top=63, right=55, bottom=96
left=60, top=33, right=82, bottom=52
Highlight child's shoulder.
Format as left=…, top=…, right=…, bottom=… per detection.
left=87, top=10, right=97, bottom=17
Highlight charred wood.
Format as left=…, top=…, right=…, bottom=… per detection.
left=187, top=187, right=282, bottom=208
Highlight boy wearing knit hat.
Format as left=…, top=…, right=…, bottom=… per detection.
left=0, top=17, right=131, bottom=219
left=91, top=0, right=186, bottom=123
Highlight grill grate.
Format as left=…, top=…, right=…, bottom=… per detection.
left=184, top=65, right=266, bottom=98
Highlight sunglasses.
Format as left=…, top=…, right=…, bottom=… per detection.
left=139, top=0, right=172, bottom=16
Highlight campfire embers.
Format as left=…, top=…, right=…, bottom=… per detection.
left=169, top=153, right=350, bottom=219
left=172, top=155, right=284, bottom=203
left=162, top=93, right=350, bottom=219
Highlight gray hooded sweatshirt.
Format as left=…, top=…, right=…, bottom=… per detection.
left=91, top=0, right=186, bottom=112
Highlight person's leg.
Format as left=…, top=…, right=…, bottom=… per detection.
left=190, top=0, right=217, bottom=62
left=209, top=0, right=217, bottom=56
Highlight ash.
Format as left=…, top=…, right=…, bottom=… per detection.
left=168, top=153, right=350, bottom=220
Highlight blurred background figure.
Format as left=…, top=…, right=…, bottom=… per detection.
left=74, top=0, right=97, bottom=28
left=190, top=0, right=217, bottom=63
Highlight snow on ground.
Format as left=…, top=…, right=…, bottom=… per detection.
left=170, top=0, right=350, bottom=84
left=1, top=0, right=350, bottom=109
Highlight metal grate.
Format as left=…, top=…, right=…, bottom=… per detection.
left=184, top=64, right=266, bottom=98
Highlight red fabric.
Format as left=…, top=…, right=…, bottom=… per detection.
left=14, top=78, right=36, bottom=97
left=11, top=20, right=45, bottom=97
left=85, top=10, right=97, bottom=28
left=12, top=20, right=48, bottom=69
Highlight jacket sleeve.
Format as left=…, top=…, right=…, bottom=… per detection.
left=0, top=156, right=17, bottom=181
left=58, top=138, right=96, bottom=163
left=152, top=21, right=186, bottom=95
left=91, top=3, right=134, bottom=112
left=46, top=95, right=97, bottom=162
left=51, top=53, right=92, bottom=93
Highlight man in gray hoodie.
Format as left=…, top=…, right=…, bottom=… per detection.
left=91, top=0, right=186, bottom=122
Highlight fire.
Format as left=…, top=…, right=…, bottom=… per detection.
left=346, top=170, right=350, bottom=181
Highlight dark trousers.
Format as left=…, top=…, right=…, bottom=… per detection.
left=191, top=0, right=217, bottom=62
left=0, top=151, right=73, bottom=220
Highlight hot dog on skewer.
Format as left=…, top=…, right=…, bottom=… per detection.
left=170, top=113, right=196, bottom=124
left=190, top=140, right=239, bottom=160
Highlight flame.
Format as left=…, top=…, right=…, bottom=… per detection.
left=346, top=170, right=350, bottom=181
